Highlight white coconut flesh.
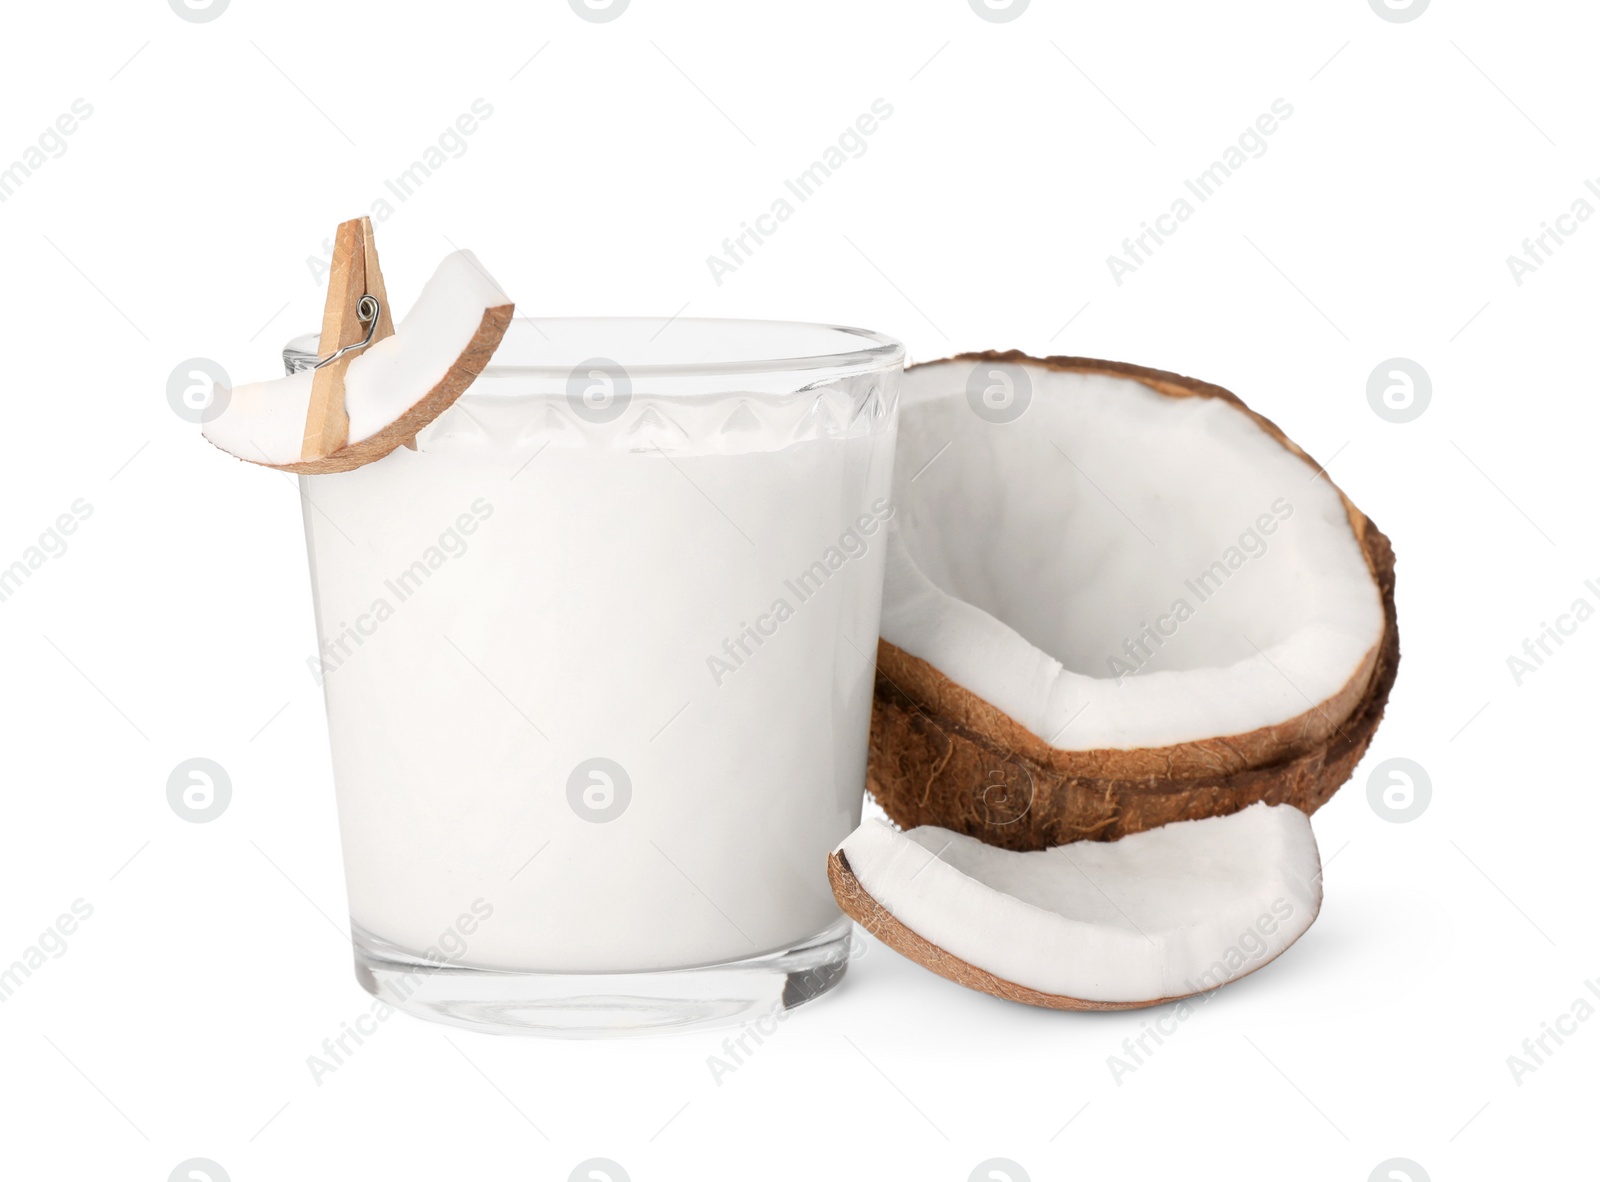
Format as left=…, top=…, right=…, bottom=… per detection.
left=203, top=251, right=511, bottom=467
left=839, top=802, right=1321, bottom=1003
left=883, top=360, right=1386, bottom=751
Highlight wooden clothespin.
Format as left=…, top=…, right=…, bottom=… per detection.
left=301, top=217, right=397, bottom=462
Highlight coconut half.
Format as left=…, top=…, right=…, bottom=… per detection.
left=871, top=353, right=1398, bottom=849
left=829, top=802, right=1321, bottom=1009
left=203, top=250, right=514, bottom=474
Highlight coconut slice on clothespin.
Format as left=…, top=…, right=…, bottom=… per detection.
left=203, top=216, right=514, bottom=474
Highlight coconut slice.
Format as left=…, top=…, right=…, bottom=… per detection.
left=870, top=352, right=1399, bottom=849
left=203, top=249, right=513, bottom=474
left=829, top=802, right=1321, bottom=1009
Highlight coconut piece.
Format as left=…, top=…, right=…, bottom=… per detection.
left=869, top=352, right=1399, bottom=849
left=203, top=248, right=513, bottom=474
left=829, top=802, right=1321, bottom=1009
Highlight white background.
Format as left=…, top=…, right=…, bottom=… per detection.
left=1, top=0, right=1593, bottom=1178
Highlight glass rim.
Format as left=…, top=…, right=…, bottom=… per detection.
left=284, top=315, right=905, bottom=380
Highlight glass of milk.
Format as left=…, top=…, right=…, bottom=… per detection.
left=289, top=318, right=902, bottom=1035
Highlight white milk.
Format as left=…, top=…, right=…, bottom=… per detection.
left=301, top=382, right=896, bottom=973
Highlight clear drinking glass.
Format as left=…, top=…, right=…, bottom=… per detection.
left=289, top=318, right=902, bottom=1035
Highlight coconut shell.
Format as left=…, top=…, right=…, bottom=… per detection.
left=866, top=352, right=1400, bottom=850
left=827, top=848, right=1303, bottom=1011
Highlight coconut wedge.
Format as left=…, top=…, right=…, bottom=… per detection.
left=829, top=803, right=1321, bottom=1009
left=870, top=353, right=1399, bottom=849
left=203, top=248, right=513, bottom=474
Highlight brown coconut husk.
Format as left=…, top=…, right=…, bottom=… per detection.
left=866, top=352, right=1400, bottom=851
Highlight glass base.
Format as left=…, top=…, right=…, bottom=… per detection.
left=352, top=918, right=853, bottom=1037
